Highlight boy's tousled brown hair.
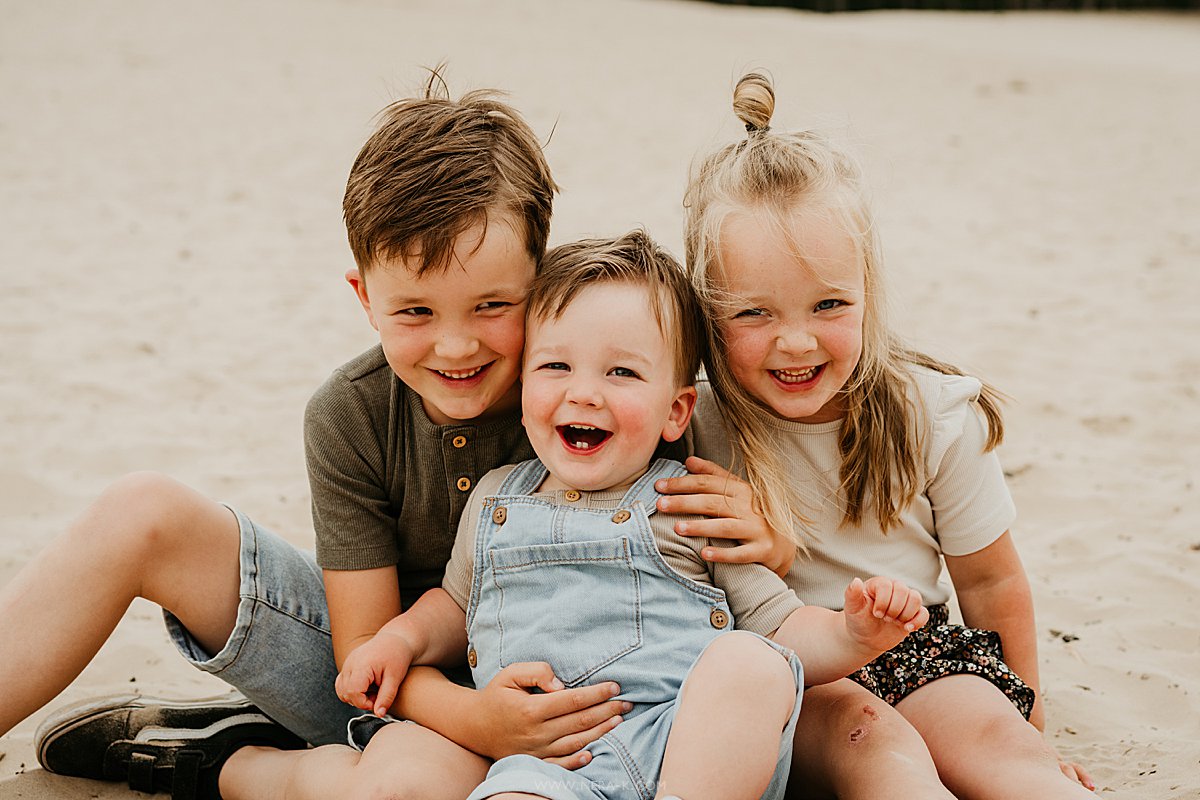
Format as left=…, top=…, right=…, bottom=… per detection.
left=343, top=69, right=557, bottom=275
left=530, top=230, right=706, bottom=388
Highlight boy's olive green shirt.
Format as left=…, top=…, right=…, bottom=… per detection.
left=304, top=345, right=535, bottom=609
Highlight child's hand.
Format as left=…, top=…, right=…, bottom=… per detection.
left=467, top=662, right=630, bottom=768
left=842, top=577, right=928, bottom=654
left=655, top=456, right=796, bottom=577
left=335, top=631, right=415, bottom=717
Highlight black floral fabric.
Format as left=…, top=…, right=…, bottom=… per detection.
left=847, top=604, right=1035, bottom=718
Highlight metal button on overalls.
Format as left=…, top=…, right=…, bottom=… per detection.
left=611, top=509, right=631, bottom=524
left=492, top=506, right=507, bottom=525
left=467, top=647, right=478, bottom=668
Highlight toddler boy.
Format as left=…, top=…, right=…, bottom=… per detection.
left=335, top=230, right=928, bottom=800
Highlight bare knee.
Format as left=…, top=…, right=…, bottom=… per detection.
left=827, top=693, right=908, bottom=753
left=82, top=471, right=225, bottom=560
left=346, top=723, right=489, bottom=800
left=700, top=632, right=794, bottom=692
left=687, top=631, right=796, bottom=723
left=972, top=709, right=1058, bottom=768
left=805, top=684, right=930, bottom=762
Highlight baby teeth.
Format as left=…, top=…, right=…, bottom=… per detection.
left=775, top=367, right=816, bottom=382
left=438, top=366, right=483, bottom=379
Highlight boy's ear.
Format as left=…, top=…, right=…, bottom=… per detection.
left=345, top=268, right=378, bottom=332
left=661, top=386, right=698, bottom=443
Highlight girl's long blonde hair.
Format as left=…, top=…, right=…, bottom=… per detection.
left=684, top=72, right=1005, bottom=549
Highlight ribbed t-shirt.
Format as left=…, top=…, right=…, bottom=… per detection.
left=687, top=366, right=1016, bottom=610
left=303, top=345, right=535, bottom=609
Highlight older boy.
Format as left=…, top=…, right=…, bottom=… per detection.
left=4, top=74, right=626, bottom=799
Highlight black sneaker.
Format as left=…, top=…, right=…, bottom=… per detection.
left=35, top=693, right=307, bottom=800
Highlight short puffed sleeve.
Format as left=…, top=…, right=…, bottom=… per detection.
left=921, top=371, right=1017, bottom=557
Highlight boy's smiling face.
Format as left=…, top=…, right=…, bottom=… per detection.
left=522, top=281, right=695, bottom=492
left=349, top=214, right=535, bottom=425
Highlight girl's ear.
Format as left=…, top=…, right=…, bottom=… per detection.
left=345, top=268, right=379, bottom=332
left=661, top=386, right=698, bottom=443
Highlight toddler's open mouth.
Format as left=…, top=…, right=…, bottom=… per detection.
left=557, top=424, right=612, bottom=453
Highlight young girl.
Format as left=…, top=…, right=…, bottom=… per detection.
left=658, top=72, right=1096, bottom=799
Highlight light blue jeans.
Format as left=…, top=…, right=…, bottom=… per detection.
left=163, top=506, right=357, bottom=745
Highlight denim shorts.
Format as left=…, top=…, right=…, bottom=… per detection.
left=162, top=506, right=357, bottom=745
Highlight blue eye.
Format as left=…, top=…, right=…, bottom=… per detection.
left=815, top=299, right=844, bottom=312
left=609, top=367, right=640, bottom=379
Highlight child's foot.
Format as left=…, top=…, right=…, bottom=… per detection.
left=35, top=692, right=306, bottom=799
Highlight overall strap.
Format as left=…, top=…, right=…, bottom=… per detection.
left=620, top=458, right=688, bottom=514
left=496, top=458, right=548, bottom=496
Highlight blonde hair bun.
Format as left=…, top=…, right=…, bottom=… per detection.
left=733, top=72, right=775, bottom=134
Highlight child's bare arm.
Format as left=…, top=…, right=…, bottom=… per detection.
left=335, top=587, right=466, bottom=716
left=394, top=663, right=629, bottom=768
left=945, top=531, right=1040, bottom=723
left=323, top=566, right=403, bottom=669
left=771, top=577, right=927, bottom=685
left=655, top=456, right=796, bottom=577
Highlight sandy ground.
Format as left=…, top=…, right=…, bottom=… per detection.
left=1, top=0, right=1197, bottom=797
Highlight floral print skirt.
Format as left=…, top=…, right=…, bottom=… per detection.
left=847, top=604, right=1036, bottom=718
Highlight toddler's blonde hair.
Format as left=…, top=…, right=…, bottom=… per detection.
left=684, top=72, right=1005, bottom=549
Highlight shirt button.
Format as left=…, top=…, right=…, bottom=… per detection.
left=709, top=608, right=729, bottom=629
left=611, top=509, right=631, bottom=524
left=564, top=489, right=581, bottom=502
left=492, top=506, right=507, bottom=525
left=467, top=647, right=478, bottom=668
left=452, top=435, right=467, bottom=448
left=456, top=476, right=471, bottom=492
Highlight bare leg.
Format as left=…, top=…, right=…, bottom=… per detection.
left=896, top=675, right=1094, bottom=800
left=656, top=632, right=797, bottom=800
left=784, top=679, right=954, bottom=800
left=221, top=722, right=490, bottom=800
left=0, top=472, right=241, bottom=734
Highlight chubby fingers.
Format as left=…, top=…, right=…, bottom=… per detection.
left=537, top=681, right=626, bottom=723
left=864, top=577, right=927, bottom=631
left=657, top=492, right=746, bottom=521
left=656, top=462, right=749, bottom=502
left=497, top=660, right=567, bottom=693
left=334, top=666, right=374, bottom=711
left=373, top=670, right=402, bottom=718
left=540, top=714, right=627, bottom=762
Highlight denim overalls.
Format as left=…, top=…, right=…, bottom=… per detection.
left=464, top=457, right=803, bottom=800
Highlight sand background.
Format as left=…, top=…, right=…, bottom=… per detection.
left=1, top=0, right=1197, bottom=796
